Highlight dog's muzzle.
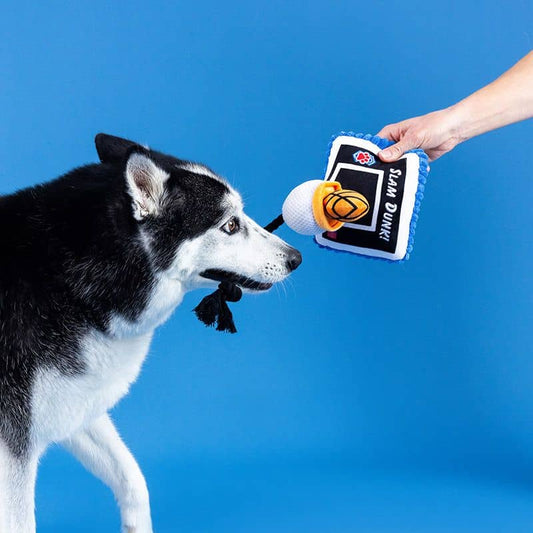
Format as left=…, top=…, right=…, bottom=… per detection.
left=194, top=217, right=302, bottom=333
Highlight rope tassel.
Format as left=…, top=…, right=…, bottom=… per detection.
left=193, top=281, right=243, bottom=333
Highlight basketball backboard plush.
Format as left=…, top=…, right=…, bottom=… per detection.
left=312, top=133, right=429, bottom=261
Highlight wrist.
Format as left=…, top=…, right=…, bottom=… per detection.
left=443, top=103, right=470, bottom=145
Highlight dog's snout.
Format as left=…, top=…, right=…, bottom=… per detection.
left=285, top=248, right=302, bottom=272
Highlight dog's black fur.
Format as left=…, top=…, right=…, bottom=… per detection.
left=0, top=134, right=231, bottom=456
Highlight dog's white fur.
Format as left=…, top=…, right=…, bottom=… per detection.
left=0, top=162, right=295, bottom=532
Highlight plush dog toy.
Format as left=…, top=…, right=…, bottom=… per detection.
left=280, top=133, right=429, bottom=261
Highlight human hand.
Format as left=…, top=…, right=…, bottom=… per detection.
left=377, top=107, right=464, bottom=162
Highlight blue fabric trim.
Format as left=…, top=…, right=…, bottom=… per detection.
left=315, top=132, right=429, bottom=263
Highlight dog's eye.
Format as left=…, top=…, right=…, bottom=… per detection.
left=221, top=217, right=240, bottom=235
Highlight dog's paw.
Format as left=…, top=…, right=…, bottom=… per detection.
left=121, top=507, right=153, bottom=533
left=122, top=521, right=153, bottom=533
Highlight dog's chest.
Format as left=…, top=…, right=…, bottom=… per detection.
left=30, top=274, right=184, bottom=445
left=31, top=330, right=153, bottom=444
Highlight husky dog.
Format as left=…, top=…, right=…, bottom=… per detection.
left=0, top=134, right=301, bottom=532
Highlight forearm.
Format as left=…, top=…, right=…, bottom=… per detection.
left=449, top=50, right=533, bottom=142
left=377, top=51, right=533, bottom=162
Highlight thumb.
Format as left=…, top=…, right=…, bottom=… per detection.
left=378, top=138, right=416, bottom=162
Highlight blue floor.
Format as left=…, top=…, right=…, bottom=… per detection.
left=37, top=449, right=533, bottom=532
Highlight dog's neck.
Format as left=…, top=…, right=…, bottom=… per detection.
left=107, top=271, right=186, bottom=339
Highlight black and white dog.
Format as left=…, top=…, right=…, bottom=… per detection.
left=0, top=134, right=301, bottom=532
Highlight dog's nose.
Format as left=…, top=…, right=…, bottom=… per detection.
left=285, top=248, right=302, bottom=272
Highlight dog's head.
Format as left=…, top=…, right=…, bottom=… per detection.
left=96, top=134, right=301, bottom=293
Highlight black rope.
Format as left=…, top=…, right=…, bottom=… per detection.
left=193, top=214, right=285, bottom=333
left=264, top=214, right=284, bottom=233
left=194, top=280, right=242, bottom=333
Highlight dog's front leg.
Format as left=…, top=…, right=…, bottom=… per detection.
left=0, top=441, right=39, bottom=533
left=62, top=413, right=153, bottom=533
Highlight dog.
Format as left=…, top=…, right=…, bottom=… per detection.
left=0, top=134, right=302, bottom=532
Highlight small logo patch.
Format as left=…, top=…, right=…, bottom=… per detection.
left=324, top=190, right=370, bottom=223
left=353, top=150, right=375, bottom=166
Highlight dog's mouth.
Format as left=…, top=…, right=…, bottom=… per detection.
left=200, top=269, right=273, bottom=291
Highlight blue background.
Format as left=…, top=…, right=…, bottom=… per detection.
left=1, top=1, right=533, bottom=531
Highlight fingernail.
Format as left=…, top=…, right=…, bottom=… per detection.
left=380, top=150, right=391, bottom=159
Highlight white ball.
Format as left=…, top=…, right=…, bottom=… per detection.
left=282, top=180, right=323, bottom=235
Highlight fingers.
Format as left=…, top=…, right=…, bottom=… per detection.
left=376, top=123, right=398, bottom=140
left=376, top=122, right=414, bottom=161
left=378, top=138, right=417, bottom=162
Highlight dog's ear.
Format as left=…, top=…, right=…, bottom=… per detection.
left=95, top=133, right=141, bottom=164
left=125, top=148, right=169, bottom=220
